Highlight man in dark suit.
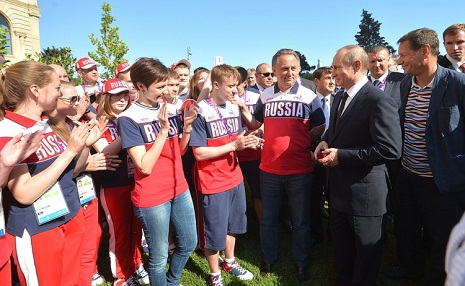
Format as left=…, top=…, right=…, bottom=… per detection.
left=383, top=27, right=465, bottom=286
left=438, top=23, right=465, bottom=73
left=366, top=45, right=405, bottom=109
left=366, top=45, right=406, bottom=223
left=300, top=77, right=317, bottom=93
left=310, top=66, right=335, bottom=245
left=315, top=45, right=402, bottom=286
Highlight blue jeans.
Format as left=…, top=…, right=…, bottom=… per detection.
left=133, top=190, right=197, bottom=286
left=260, top=171, right=312, bottom=268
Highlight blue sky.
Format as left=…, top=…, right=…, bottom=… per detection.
left=39, top=0, right=464, bottom=76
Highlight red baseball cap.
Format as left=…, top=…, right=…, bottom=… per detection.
left=75, top=57, right=100, bottom=71
left=102, top=78, right=129, bottom=95
left=115, top=62, right=132, bottom=77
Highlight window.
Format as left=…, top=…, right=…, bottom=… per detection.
left=0, top=14, right=11, bottom=55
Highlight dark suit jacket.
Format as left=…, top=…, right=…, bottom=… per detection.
left=399, top=65, right=465, bottom=193
left=438, top=55, right=454, bottom=70
left=300, top=78, right=316, bottom=93
left=368, top=71, right=405, bottom=108
left=324, top=81, right=402, bottom=216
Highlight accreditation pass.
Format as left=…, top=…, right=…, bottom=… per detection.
left=76, top=174, right=96, bottom=205
left=33, top=181, right=69, bottom=225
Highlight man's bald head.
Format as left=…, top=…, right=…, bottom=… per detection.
left=48, top=64, right=70, bottom=82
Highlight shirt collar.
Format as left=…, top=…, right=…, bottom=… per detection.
left=411, top=75, right=435, bottom=90
left=370, top=71, right=388, bottom=83
left=345, top=77, right=369, bottom=99
left=446, top=54, right=463, bottom=71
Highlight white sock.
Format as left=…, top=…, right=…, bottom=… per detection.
left=224, top=257, right=235, bottom=264
left=211, top=271, right=221, bottom=276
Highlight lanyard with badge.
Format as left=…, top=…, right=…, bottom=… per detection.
left=76, top=174, right=96, bottom=205
left=24, top=120, right=70, bottom=225
left=33, top=181, right=70, bottom=225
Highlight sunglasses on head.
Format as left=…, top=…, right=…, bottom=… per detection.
left=259, top=72, right=275, bottom=78
left=59, top=95, right=80, bottom=104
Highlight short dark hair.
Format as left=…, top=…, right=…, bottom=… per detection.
left=312, top=66, right=333, bottom=80
left=365, top=45, right=389, bottom=54
left=442, top=23, right=465, bottom=41
left=397, top=28, right=440, bottom=57
left=130, top=57, right=168, bottom=90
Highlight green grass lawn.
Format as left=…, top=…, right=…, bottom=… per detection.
left=96, top=196, right=425, bottom=285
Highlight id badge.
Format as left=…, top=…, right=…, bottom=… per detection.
left=33, top=182, right=69, bottom=225
left=127, top=154, right=135, bottom=178
left=77, top=174, right=96, bottom=205
left=0, top=194, right=5, bottom=236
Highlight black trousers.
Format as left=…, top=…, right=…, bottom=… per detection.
left=395, top=167, right=465, bottom=286
left=330, top=208, right=384, bottom=286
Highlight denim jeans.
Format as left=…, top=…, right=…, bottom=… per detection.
left=260, top=171, right=312, bottom=268
left=133, top=190, right=197, bottom=286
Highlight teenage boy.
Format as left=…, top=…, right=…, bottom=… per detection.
left=190, top=65, right=262, bottom=286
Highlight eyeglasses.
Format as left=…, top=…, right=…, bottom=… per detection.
left=258, top=72, right=275, bottom=77
left=59, top=95, right=80, bottom=105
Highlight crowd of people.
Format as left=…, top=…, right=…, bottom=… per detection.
left=0, top=23, right=464, bottom=286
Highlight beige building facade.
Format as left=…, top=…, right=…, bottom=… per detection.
left=0, top=0, right=41, bottom=64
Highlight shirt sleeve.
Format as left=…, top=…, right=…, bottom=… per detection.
left=189, top=115, right=207, bottom=147
left=117, top=116, right=145, bottom=149
left=253, top=98, right=264, bottom=123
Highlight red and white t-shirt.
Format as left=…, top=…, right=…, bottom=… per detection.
left=189, top=99, right=243, bottom=194
left=117, top=102, right=188, bottom=207
left=253, top=82, right=325, bottom=175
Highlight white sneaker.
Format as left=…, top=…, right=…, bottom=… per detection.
left=223, top=260, right=254, bottom=280
left=91, top=273, right=105, bottom=286
left=133, top=265, right=150, bottom=285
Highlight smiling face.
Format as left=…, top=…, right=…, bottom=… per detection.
left=38, top=72, right=61, bottom=112
left=79, top=66, right=99, bottom=85
left=273, top=54, right=301, bottom=92
left=331, top=50, right=356, bottom=90
left=57, top=85, right=79, bottom=116
left=138, top=80, right=167, bottom=106
left=397, top=41, right=423, bottom=76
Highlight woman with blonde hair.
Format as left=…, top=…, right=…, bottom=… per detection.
left=0, top=61, right=103, bottom=285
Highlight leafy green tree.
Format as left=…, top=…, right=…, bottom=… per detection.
left=88, top=2, right=128, bottom=80
left=295, top=50, right=316, bottom=74
left=39, top=46, right=77, bottom=79
left=295, top=50, right=316, bottom=80
left=0, top=27, right=10, bottom=68
left=355, top=9, right=396, bottom=54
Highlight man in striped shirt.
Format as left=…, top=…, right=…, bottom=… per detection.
left=383, top=28, right=465, bottom=286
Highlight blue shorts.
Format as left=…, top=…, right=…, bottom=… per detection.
left=199, top=183, right=247, bottom=251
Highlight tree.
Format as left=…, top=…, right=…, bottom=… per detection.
left=39, top=46, right=77, bottom=79
left=295, top=50, right=316, bottom=80
left=355, top=9, right=396, bottom=54
left=0, top=27, right=11, bottom=68
left=88, top=2, right=128, bottom=80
